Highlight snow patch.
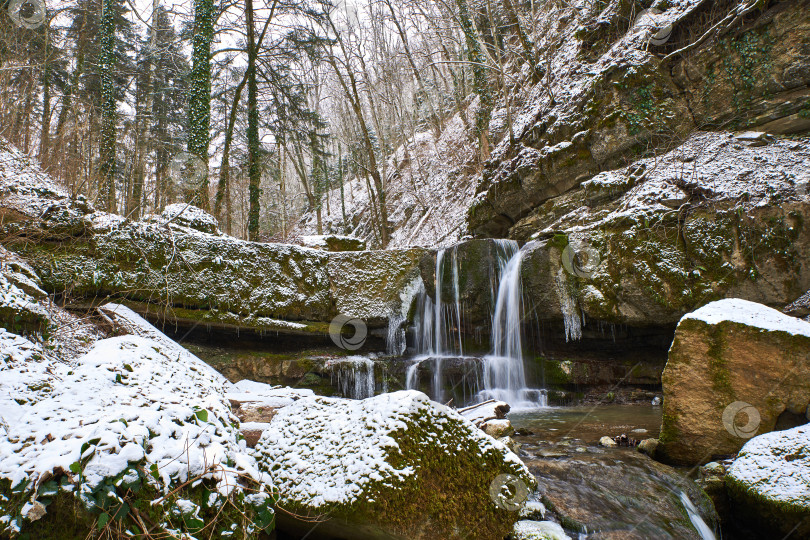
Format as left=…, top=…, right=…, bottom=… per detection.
left=681, top=298, right=810, bottom=338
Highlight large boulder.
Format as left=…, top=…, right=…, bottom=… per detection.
left=523, top=449, right=718, bottom=539
left=0, top=303, right=275, bottom=538
left=658, top=298, right=810, bottom=465
left=725, top=424, right=810, bottom=537
left=255, top=390, right=535, bottom=540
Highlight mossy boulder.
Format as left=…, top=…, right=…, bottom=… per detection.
left=328, top=248, right=426, bottom=326
left=658, top=298, right=810, bottom=465
left=150, top=203, right=221, bottom=234
left=1, top=149, right=424, bottom=334
left=301, top=234, right=367, bottom=251
left=725, top=424, right=810, bottom=537
left=256, top=390, right=536, bottom=540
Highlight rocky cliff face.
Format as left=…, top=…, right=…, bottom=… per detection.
left=471, top=0, right=810, bottom=236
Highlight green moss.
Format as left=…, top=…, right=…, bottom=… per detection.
left=271, top=412, right=534, bottom=540
left=539, top=357, right=574, bottom=388
left=659, top=411, right=680, bottom=445
left=1, top=471, right=274, bottom=539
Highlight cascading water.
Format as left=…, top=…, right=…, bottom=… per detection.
left=481, top=241, right=547, bottom=408
left=386, top=312, right=406, bottom=355
left=408, top=247, right=468, bottom=402
left=409, top=240, right=546, bottom=408
left=328, top=356, right=375, bottom=399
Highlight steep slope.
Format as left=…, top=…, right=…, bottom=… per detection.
left=296, top=0, right=810, bottom=251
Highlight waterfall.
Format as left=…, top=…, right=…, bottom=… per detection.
left=432, top=249, right=446, bottom=401
left=408, top=247, right=466, bottom=400
left=409, top=240, right=546, bottom=408
left=679, top=491, right=716, bottom=540
left=451, top=247, right=464, bottom=357
left=386, top=312, right=406, bottom=355
left=482, top=241, right=547, bottom=408
left=405, top=358, right=422, bottom=391
left=328, top=356, right=375, bottom=399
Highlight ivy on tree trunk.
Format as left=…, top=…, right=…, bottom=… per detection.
left=456, top=0, right=492, bottom=162
left=188, top=0, right=214, bottom=210
left=98, top=0, right=117, bottom=212
left=246, top=0, right=261, bottom=241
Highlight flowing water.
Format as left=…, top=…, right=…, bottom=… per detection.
left=511, top=406, right=719, bottom=539
left=408, top=240, right=546, bottom=408
left=328, top=356, right=375, bottom=399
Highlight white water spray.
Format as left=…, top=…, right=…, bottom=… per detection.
left=482, top=241, right=547, bottom=408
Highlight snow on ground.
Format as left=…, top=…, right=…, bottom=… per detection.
left=681, top=298, right=810, bottom=337
left=0, top=333, right=264, bottom=496
left=728, top=424, right=810, bottom=510
left=0, top=302, right=288, bottom=534
left=226, top=379, right=315, bottom=409
left=293, top=112, right=478, bottom=249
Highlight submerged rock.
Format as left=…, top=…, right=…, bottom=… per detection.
left=726, top=424, right=810, bottom=537
left=255, top=390, right=535, bottom=540
left=659, top=298, right=810, bottom=465
left=525, top=450, right=718, bottom=539
left=599, top=436, right=618, bottom=448
left=637, top=438, right=659, bottom=457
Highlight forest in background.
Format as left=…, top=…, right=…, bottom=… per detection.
left=0, top=0, right=553, bottom=244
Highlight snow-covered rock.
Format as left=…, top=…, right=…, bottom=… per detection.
left=659, top=299, right=810, bottom=464
left=300, top=234, right=366, bottom=251
left=726, top=424, right=810, bottom=537
left=0, top=144, right=426, bottom=333
left=255, top=390, right=535, bottom=540
left=511, top=520, right=571, bottom=540
left=152, top=203, right=222, bottom=235
left=0, top=304, right=275, bottom=537
left=0, top=246, right=49, bottom=334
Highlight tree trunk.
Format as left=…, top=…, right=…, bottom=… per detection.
left=246, top=0, right=261, bottom=241
left=188, top=0, right=214, bottom=210
left=98, top=0, right=117, bottom=212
